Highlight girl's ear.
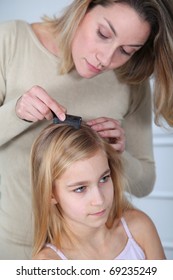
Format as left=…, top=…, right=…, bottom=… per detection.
left=51, top=182, right=58, bottom=204
left=51, top=194, right=58, bottom=205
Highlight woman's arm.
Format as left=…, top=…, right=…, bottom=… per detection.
left=87, top=81, right=155, bottom=197
left=0, top=21, right=33, bottom=147
left=0, top=88, right=66, bottom=147
left=0, top=21, right=66, bottom=147
left=122, top=81, right=156, bottom=197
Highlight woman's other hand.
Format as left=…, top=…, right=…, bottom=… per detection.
left=87, top=117, right=125, bottom=153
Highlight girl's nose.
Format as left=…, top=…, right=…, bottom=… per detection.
left=90, top=187, right=104, bottom=206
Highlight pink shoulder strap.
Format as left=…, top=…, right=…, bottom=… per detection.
left=120, top=217, right=132, bottom=238
left=45, top=243, right=68, bottom=260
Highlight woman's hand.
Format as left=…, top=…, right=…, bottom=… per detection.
left=15, top=85, right=66, bottom=122
left=87, top=117, right=125, bottom=153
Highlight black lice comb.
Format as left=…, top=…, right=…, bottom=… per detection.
left=52, top=113, right=82, bottom=129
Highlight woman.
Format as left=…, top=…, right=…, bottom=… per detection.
left=0, top=0, right=172, bottom=259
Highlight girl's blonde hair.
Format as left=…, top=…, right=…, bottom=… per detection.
left=31, top=123, right=131, bottom=256
left=43, top=0, right=173, bottom=126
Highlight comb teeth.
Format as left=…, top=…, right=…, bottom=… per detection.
left=52, top=113, right=82, bottom=129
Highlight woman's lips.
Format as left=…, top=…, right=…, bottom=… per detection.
left=85, top=59, right=101, bottom=74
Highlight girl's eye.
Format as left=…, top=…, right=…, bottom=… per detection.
left=100, top=175, right=110, bottom=183
left=97, top=29, right=109, bottom=39
left=74, top=186, right=86, bottom=193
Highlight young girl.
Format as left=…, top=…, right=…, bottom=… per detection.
left=31, top=123, right=165, bottom=260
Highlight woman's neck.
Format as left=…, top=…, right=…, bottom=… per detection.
left=31, top=22, right=59, bottom=56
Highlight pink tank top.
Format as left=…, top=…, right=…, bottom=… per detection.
left=45, top=217, right=145, bottom=260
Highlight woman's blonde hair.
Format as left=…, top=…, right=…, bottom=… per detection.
left=31, top=123, right=130, bottom=257
left=43, top=0, right=173, bottom=126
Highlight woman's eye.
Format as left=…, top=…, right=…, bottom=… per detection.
left=120, top=47, right=132, bottom=56
left=100, top=175, right=110, bottom=183
left=74, top=186, right=86, bottom=193
left=97, top=29, right=109, bottom=39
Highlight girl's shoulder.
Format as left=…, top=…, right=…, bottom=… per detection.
left=123, top=208, right=151, bottom=222
left=32, top=246, right=61, bottom=260
left=122, top=209, right=156, bottom=241
left=122, top=209, right=165, bottom=259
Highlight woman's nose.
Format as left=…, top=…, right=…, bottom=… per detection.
left=96, top=46, right=115, bottom=68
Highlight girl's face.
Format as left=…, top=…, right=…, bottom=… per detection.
left=71, top=3, right=151, bottom=78
left=53, top=150, right=114, bottom=231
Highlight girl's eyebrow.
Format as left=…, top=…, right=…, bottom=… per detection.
left=104, top=18, right=143, bottom=48
left=67, top=168, right=111, bottom=188
left=67, top=180, right=89, bottom=188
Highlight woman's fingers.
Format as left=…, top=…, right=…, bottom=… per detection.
left=87, top=117, right=125, bottom=153
left=15, top=85, right=66, bottom=122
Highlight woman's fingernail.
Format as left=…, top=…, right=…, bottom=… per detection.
left=59, top=113, right=66, bottom=121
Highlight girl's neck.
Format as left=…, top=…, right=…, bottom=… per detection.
left=60, top=219, right=124, bottom=259
left=62, top=226, right=110, bottom=259
left=63, top=223, right=108, bottom=246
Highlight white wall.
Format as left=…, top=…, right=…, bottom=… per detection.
left=132, top=121, right=173, bottom=259
left=0, top=0, right=72, bottom=22
left=131, top=81, right=173, bottom=259
left=1, top=0, right=173, bottom=259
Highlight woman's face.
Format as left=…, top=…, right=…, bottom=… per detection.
left=71, top=3, right=151, bottom=78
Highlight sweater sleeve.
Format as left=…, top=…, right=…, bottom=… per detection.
left=0, top=21, right=32, bottom=147
left=0, top=97, right=33, bottom=147
left=122, top=80, right=156, bottom=197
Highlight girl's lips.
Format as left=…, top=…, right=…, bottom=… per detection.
left=90, top=209, right=106, bottom=216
